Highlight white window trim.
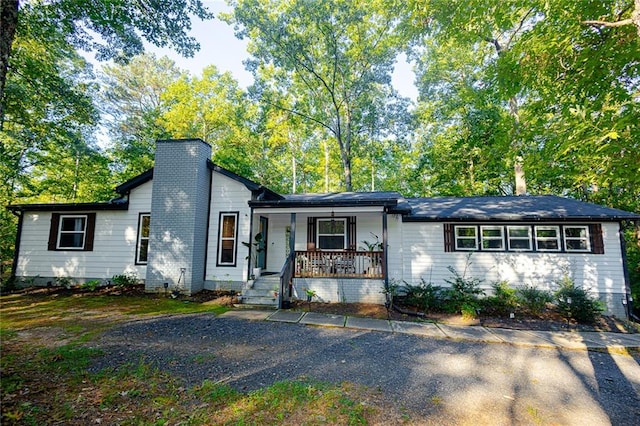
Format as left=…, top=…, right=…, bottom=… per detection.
left=454, top=226, right=478, bottom=251
left=507, top=226, right=532, bottom=251
left=563, top=225, right=591, bottom=252
left=136, top=214, right=150, bottom=264
left=57, top=215, right=87, bottom=250
left=480, top=225, right=504, bottom=251
left=316, top=218, right=347, bottom=250
left=534, top=226, right=561, bottom=252
left=218, top=212, right=239, bottom=266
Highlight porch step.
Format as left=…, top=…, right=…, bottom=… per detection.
left=240, top=274, right=281, bottom=307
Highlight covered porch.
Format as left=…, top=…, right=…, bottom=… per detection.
left=248, top=194, right=400, bottom=307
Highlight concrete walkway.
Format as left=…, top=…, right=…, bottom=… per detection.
left=219, top=309, right=640, bottom=351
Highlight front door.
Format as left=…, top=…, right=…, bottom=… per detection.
left=257, top=216, right=268, bottom=269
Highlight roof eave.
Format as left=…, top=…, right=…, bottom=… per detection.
left=7, top=200, right=130, bottom=213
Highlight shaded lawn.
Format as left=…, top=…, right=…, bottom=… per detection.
left=0, top=290, right=397, bottom=425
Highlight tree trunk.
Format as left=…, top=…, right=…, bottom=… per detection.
left=0, top=0, right=19, bottom=129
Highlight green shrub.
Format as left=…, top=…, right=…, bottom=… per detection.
left=55, top=276, right=73, bottom=288
left=516, top=286, right=553, bottom=316
left=442, top=264, right=485, bottom=316
left=80, top=279, right=101, bottom=292
left=554, top=276, right=604, bottom=324
left=482, top=281, right=518, bottom=315
left=111, top=273, right=138, bottom=288
left=402, top=278, right=442, bottom=313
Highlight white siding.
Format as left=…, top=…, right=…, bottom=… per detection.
left=16, top=182, right=153, bottom=283
left=204, top=173, right=253, bottom=287
left=398, top=221, right=626, bottom=297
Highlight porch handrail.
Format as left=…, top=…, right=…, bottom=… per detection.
left=294, top=250, right=384, bottom=279
left=278, top=252, right=295, bottom=308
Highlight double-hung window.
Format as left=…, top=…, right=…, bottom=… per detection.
left=454, top=226, right=477, bottom=250
left=507, top=226, right=532, bottom=251
left=218, top=212, right=239, bottom=265
left=57, top=215, right=88, bottom=249
left=564, top=226, right=590, bottom=252
left=480, top=226, right=504, bottom=250
left=535, top=226, right=561, bottom=251
left=317, top=218, right=346, bottom=250
left=136, top=214, right=150, bottom=264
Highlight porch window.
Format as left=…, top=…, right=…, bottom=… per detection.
left=217, top=212, right=238, bottom=266
left=48, top=213, right=96, bottom=251
left=136, top=213, right=150, bottom=264
left=481, top=226, right=504, bottom=250
left=317, top=218, right=346, bottom=250
left=564, top=226, right=590, bottom=252
left=454, top=226, right=477, bottom=250
left=507, top=226, right=532, bottom=251
left=535, top=226, right=560, bottom=251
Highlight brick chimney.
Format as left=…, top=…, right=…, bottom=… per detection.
left=145, top=139, right=212, bottom=294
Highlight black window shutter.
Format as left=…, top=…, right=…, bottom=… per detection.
left=347, top=216, right=357, bottom=250
left=307, top=217, right=316, bottom=250
left=84, top=213, right=96, bottom=251
left=443, top=223, right=454, bottom=252
left=48, top=213, right=60, bottom=251
left=590, top=224, right=604, bottom=254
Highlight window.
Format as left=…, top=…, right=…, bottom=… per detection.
left=58, top=216, right=87, bottom=249
left=507, top=226, right=532, bottom=251
left=445, top=223, right=603, bottom=254
left=455, top=226, right=477, bottom=250
left=481, top=226, right=504, bottom=250
left=535, top=226, right=561, bottom=251
left=217, top=212, right=238, bottom=266
left=317, top=218, right=346, bottom=250
left=136, top=214, right=150, bottom=264
left=48, top=213, right=95, bottom=251
left=564, top=226, right=590, bottom=252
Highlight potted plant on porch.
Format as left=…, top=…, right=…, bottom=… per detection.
left=242, top=232, right=264, bottom=279
left=359, top=233, right=383, bottom=276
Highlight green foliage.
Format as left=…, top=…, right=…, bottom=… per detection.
left=55, top=276, right=73, bottom=289
left=624, top=225, right=640, bottom=314
left=482, top=281, right=519, bottom=315
left=227, top=0, right=410, bottom=191
left=442, top=262, right=485, bottom=315
left=79, top=280, right=101, bottom=292
left=554, top=276, right=604, bottom=324
left=516, top=286, right=553, bottom=316
left=401, top=278, right=442, bottom=313
left=111, top=273, right=138, bottom=288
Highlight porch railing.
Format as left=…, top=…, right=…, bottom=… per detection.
left=278, top=252, right=295, bottom=308
left=294, top=250, right=384, bottom=279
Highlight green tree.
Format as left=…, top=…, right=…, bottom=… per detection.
left=99, top=53, right=182, bottom=181
left=226, top=0, right=408, bottom=191
left=0, top=0, right=213, bottom=125
left=160, top=65, right=260, bottom=179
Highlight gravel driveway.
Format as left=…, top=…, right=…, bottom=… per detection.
left=89, top=313, right=640, bottom=425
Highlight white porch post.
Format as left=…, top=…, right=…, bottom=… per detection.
left=382, top=210, right=388, bottom=288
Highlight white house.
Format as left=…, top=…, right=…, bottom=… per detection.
left=8, top=139, right=639, bottom=318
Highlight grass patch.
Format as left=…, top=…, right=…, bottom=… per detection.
left=0, top=292, right=229, bottom=342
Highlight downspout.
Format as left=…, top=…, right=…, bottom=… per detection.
left=9, top=208, right=23, bottom=283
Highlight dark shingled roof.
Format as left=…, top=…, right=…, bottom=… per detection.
left=404, top=195, right=640, bottom=222
left=250, top=191, right=404, bottom=208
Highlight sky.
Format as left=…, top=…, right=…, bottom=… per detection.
left=146, top=1, right=418, bottom=101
